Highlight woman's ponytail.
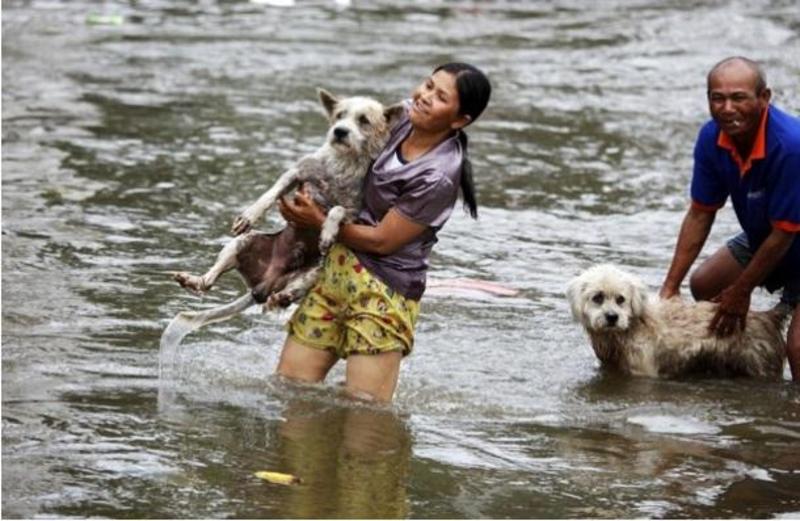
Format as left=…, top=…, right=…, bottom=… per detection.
left=433, top=62, right=490, bottom=220
left=457, top=131, right=478, bottom=219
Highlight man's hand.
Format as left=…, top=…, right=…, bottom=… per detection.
left=708, top=285, right=751, bottom=337
left=659, top=285, right=680, bottom=300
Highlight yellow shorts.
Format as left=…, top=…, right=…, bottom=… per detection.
left=286, top=244, right=420, bottom=359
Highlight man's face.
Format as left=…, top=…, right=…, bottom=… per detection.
left=707, top=63, right=770, bottom=142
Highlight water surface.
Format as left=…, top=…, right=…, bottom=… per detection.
left=3, top=0, right=800, bottom=518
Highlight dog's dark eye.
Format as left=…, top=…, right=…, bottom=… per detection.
left=358, top=115, right=370, bottom=126
left=592, top=292, right=604, bottom=304
left=335, top=111, right=345, bottom=120
left=616, top=296, right=626, bottom=305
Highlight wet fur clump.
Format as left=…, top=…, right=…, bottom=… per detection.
left=566, top=264, right=788, bottom=379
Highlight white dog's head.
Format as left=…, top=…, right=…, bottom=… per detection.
left=566, top=264, right=650, bottom=333
left=318, top=89, right=405, bottom=160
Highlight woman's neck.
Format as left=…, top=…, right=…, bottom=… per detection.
left=400, top=127, right=455, bottom=162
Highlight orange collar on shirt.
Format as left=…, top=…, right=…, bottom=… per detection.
left=717, top=107, right=768, bottom=176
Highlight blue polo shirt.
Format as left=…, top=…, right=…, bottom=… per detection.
left=691, top=104, right=800, bottom=287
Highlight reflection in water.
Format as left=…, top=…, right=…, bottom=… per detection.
left=275, top=398, right=412, bottom=519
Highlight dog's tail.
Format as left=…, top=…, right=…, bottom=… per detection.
left=159, top=292, right=256, bottom=362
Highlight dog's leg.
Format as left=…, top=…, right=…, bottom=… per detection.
left=231, top=167, right=299, bottom=235
left=318, top=205, right=347, bottom=255
left=265, top=265, right=323, bottom=310
left=173, top=231, right=257, bottom=293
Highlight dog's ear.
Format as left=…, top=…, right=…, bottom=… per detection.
left=566, top=275, right=586, bottom=321
left=627, top=274, right=650, bottom=319
left=383, top=102, right=405, bottom=129
left=317, top=88, right=338, bottom=118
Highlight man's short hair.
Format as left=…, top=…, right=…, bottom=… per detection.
left=707, top=56, right=767, bottom=95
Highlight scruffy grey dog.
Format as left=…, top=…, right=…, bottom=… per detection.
left=567, top=264, right=789, bottom=379
left=163, top=90, right=402, bottom=349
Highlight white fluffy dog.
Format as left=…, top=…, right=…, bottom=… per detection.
left=566, top=264, right=789, bottom=379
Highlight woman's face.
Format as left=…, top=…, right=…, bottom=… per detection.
left=410, top=70, right=470, bottom=133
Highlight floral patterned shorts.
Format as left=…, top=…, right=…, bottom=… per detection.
left=286, top=244, right=420, bottom=359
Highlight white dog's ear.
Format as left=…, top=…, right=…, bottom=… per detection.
left=317, top=88, right=338, bottom=118
left=383, top=102, right=405, bottom=128
left=566, top=275, right=586, bottom=321
left=627, top=274, right=650, bottom=319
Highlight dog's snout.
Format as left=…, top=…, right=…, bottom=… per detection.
left=333, top=127, right=349, bottom=141
left=605, top=312, right=619, bottom=326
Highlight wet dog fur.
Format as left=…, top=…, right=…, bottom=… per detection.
left=173, top=89, right=403, bottom=308
left=567, top=264, right=788, bottom=379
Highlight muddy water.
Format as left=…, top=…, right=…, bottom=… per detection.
left=3, top=0, right=800, bottom=518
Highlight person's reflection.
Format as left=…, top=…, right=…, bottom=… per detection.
left=275, top=397, right=412, bottom=518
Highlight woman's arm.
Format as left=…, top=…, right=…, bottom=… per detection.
left=337, top=209, right=427, bottom=256
left=278, top=190, right=427, bottom=256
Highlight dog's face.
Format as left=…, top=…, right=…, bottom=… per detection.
left=566, top=264, right=649, bottom=333
left=318, top=89, right=405, bottom=159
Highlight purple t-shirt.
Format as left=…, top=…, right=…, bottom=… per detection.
left=353, top=101, right=464, bottom=300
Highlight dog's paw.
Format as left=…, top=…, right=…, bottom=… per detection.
left=318, top=240, right=332, bottom=256
left=265, top=290, right=295, bottom=311
left=318, top=234, right=336, bottom=255
left=231, top=212, right=257, bottom=236
left=173, top=272, right=208, bottom=294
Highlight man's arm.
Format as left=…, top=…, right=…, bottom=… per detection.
left=709, top=227, right=795, bottom=337
left=660, top=206, right=716, bottom=299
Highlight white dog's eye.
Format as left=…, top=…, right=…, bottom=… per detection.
left=358, top=115, right=370, bottom=126
left=592, top=292, right=604, bottom=304
left=616, top=295, right=625, bottom=305
left=335, top=111, right=345, bottom=120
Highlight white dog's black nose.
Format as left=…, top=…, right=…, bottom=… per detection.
left=333, top=127, right=349, bottom=141
left=605, top=312, right=619, bottom=326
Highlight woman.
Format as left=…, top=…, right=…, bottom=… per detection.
left=276, top=63, right=492, bottom=402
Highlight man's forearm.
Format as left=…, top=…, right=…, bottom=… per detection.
left=662, top=207, right=715, bottom=295
left=730, top=227, right=795, bottom=294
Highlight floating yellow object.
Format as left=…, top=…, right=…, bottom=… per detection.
left=254, top=471, right=302, bottom=486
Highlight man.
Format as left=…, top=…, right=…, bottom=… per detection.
left=659, top=56, right=800, bottom=381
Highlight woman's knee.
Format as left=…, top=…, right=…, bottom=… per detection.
left=345, top=351, right=403, bottom=403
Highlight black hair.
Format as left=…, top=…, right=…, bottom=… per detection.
left=433, top=62, right=491, bottom=219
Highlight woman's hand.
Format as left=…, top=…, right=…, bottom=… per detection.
left=278, top=188, right=327, bottom=230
